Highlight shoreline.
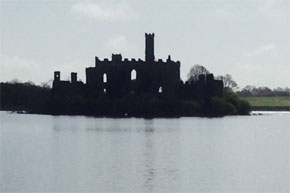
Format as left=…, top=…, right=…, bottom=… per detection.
left=250, top=106, right=290, bottom=111
left=2, top=110, right=290, bottom=119
left=251, top=110, right=290, bottom=115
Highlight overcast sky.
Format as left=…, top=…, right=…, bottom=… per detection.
left=0, top=0, right=289, bottom=89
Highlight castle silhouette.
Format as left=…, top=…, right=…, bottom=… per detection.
left=53, top=33, right=223, bottom=98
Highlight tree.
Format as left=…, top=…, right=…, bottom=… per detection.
left=187, top=64, right=210, bottom=82
left=41, top=79, right=53, bottom=89
left=237, top=86, right=290, bottom=97
left=217, top=74, right=238, bottom=91
left=243, top=85, right=255, bottom=92
left=9, top=78, right=21, bottom=84
left=254, top=87, right=274, bottom=96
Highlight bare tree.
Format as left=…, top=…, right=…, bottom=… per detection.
left=41, top=79, right=53, bottom=89
left=217, top=74, right=238, bottom=90
left=24, top=81, right=35, bottom=86
left=187, top=64, right=210, bottom=82
left=9, top=78, right=21, bottom=84
left=243, top=85, right=256, bottom=91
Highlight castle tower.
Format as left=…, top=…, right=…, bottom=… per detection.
left=145, top=33, right=155, bottom=61
left=71, top=72, right=77, bottom=83
left=54, top=71, right=60, bottom=82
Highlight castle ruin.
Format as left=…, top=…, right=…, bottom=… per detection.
left=53, top=33, right=223, bottom=98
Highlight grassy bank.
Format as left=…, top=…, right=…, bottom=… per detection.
left=241, top=97, right=290, bottom=111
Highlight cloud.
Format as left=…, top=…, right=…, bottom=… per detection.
left=233, top=43, right=289, bottom=88
left=214, top=9, right=233, bottom=19
left=105, top=35, right=140, bottom=57
left=0, top=54, right=47, bottom=84
left=106, top=35, right=129, bottom=51
left=257, top=0, right=288, bottom=18
left=71, top=2, right=136, bottom=22
left=245, top=43, right=276, bottom=57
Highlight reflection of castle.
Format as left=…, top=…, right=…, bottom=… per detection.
left=53, top=33, right=223, bottom=98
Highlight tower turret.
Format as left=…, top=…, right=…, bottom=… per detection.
left=112, top=54, right=122, bottom=62
left=145, top=33, right=155, bottom=61
left=54, top=71, right=60, bottom=82
left=71, top=72, right=77, bottom=83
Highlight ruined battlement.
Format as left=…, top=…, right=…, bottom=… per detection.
left=94, top=55, right=179, bottom=66
left=145, top=33, right=155, bottom=37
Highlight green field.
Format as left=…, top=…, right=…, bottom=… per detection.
left=241, top=97, right=290, bottom=107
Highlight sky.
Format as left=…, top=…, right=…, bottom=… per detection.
left=0, top=0, right=289, bottom=89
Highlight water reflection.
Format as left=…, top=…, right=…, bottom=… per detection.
left=143, top=120, right=156, bottom=192
left=1, top=112, right=289, bottom=192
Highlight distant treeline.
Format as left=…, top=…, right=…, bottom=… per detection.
left=0, top=82, right=51, bottom=112
left=0, top=81, right=250, bottom=117
left=237, top=86, right=290, bottom=97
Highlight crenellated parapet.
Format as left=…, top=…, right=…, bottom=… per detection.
left=112, top=54, right=122, bottom=62
left=93, top=56, right=148, bottom=65
left=145, top=33, right=155, bottom=36
left=157, top=59, right=164, bottom=63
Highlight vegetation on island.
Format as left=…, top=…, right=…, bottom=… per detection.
left=0, top=81, right=250, bottom=117
left=0, top=65, right=251, bottom=117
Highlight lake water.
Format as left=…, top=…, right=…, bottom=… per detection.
left=0, top=111, right=289, bottom=192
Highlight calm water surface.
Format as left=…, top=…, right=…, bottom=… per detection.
left=0, top=111, right=289, bottom=192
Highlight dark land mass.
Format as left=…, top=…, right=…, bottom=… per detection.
left=0, top=82, right=250, bottom=117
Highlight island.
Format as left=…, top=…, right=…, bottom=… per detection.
left=0, top=33, right=250, bottom=117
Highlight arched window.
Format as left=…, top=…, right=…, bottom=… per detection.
left=131, top=69, right=137, bottom=80
left=103, top=73, right=107, bottom=83
left=158, top=86, right=162, bottom=93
